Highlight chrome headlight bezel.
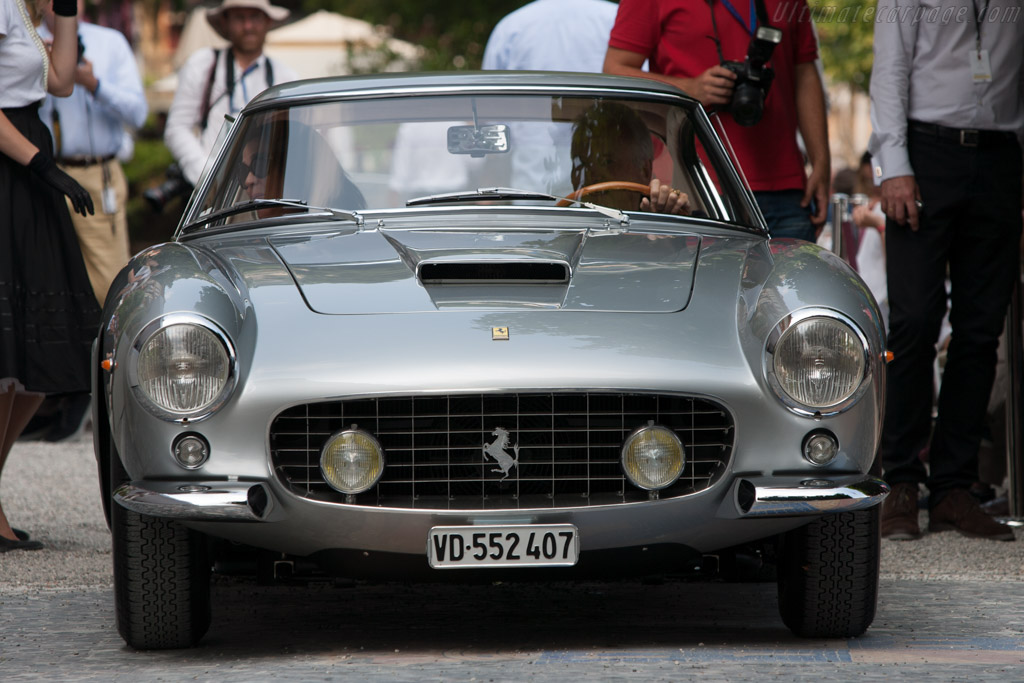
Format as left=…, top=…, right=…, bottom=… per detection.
left=763, top=308, right=871, bottom=417
left=128, top=313, right=237, bottom=423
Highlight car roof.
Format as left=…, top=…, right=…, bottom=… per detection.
left=249, top=70, right=698, bottom=109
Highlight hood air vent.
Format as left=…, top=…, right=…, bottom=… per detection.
left=419, top=261, right=570, bottom=284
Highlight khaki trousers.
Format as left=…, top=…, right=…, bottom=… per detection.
left=58, top=160, right=131, bottom=306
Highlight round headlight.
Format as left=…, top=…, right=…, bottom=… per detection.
left=769, top=314, right=866, bottom=411
left=621, top=423, right=685, bottom=491
left=136, top=322, right=232, bottom=415
left=321, top=428, right=385, bottom=495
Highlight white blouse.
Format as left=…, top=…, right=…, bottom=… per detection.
left=0, top=0, right=48, bottom=107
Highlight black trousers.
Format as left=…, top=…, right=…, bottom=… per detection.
left=880, top=126, right=1023, bottom=500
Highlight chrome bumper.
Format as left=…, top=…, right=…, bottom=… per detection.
left=731, top=474, right=889, bottom=517
left=113, top=473, right=888, bottom=527
left=113, top=481, right=275, bottom=521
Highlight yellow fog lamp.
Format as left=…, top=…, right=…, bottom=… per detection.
left=621, top=422, right=685, bottom=491
left=320, top=427, right=385, bottom=495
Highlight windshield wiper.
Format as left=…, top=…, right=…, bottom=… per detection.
left=406, top=187, right=629, bottom=224
left=183, top=198, right=363, bottom=232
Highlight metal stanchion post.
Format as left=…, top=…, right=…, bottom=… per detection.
left=830, top=193, right=849, bottom=262
left=1006, top=276, right=1024, bottom=519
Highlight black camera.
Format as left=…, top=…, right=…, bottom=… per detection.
left=720, top=25, right=782, bottom=127
left=143, top=163, right=193, bottom=214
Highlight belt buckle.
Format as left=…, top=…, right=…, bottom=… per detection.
left=960, top=129, right=979, bottom=147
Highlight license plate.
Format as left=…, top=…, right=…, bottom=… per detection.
left=427, top=524, right=579, bottom=569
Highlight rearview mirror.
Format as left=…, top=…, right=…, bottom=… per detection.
left=447, top=124, right=510, bottom=157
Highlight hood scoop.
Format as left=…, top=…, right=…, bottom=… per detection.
left=419, top=260, right=569, bottom=284
left=270, top=227, right=699, bottom=314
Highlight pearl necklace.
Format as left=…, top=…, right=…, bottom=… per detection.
left=13, top=0, right=50, bottom=93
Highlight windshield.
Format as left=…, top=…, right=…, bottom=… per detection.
left=186, top=92, right=759, bottom=231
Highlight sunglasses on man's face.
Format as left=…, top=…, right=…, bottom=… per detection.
left=235, top=152, right=270, bottom=185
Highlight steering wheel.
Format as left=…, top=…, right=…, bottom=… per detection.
left=556, top=181, right=650, bottom=207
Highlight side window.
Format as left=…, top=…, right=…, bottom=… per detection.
left=674, top=112, right=758, bottom=227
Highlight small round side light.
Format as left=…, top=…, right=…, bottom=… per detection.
left=802, top=431, right=839, bottom=467
left=173, top=433, right=210, bottom=469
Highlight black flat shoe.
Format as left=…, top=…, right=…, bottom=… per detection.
left=13, top=528, right=29, bottom=541
left=0, top=535, right=44, bottom=552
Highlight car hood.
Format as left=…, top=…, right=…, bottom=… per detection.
left=269, top=227, right=701, bottom=313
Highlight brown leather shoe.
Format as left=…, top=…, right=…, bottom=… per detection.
left=881, top=482, right=921, bottom=540
left=928, top=488, right=1016, bottom=541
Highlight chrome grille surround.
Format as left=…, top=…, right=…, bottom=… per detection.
left=270, top=392, right=734, bottom=510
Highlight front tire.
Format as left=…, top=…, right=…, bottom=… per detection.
left=111, top=449, right=211, bottom=649
left=776, top=506, right=880, bottom=638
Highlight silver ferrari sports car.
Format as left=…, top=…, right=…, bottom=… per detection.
left=94, top=72, right=888, bottom=649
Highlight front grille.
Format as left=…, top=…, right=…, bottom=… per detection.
left=270, top=393, right=734, bottom=510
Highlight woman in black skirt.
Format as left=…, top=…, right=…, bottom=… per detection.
left=0, top=0, right=100, bottom=552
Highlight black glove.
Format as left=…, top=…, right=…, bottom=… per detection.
left=52, top=0, right=76, bottom=16
left=27, top=152, right=94, bottom=216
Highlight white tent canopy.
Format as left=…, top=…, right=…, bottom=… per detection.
left=266, top=10, right=422, bottom=77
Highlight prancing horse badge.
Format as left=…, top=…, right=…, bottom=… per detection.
left=483, top=427, right=519, bottom=480
left=492, top=327, right=509, bottom=341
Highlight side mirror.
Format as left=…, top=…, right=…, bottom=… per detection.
left=447, top=124, right=510, bottom=157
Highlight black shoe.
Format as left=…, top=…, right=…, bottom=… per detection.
left=881, top=482, right=921, bottom=540
left=13, top=528, right=29, bottom=541
left=43, top=393, right=91, bottom=442
left=0, top=535, right=44, bottom=552
left=929, top=488, right=1016, bottom=541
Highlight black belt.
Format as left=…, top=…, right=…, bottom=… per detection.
left=58, top=154, right=115, bottom=167
left=908, top=120, right=1017, bottom=148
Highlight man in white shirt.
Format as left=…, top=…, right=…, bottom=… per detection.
left=38, top=0, right=147, bottom=307
left=482, top=0, right=620, bottom=194
left=482, top=0, right=619, bottom=73
left=164, top=0, right=296, bottom=188
left=869, top=0, right=1023, bottom=542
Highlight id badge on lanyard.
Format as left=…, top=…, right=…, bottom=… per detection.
left=101, top=162, right=117, bottom=215
left=969, top=0, right=993, bottom=83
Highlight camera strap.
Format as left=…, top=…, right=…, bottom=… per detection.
left=754, top=0, right=772, bottom=28
left=707, top=0, right=774, bottom=63
left=199, top=49, right=223, bottom=133
left=199, top=49, right=276, bottom=133
left=708, top=0, right=773, bottom=37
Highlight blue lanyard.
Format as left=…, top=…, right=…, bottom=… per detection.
left=719, top=0, right=757, bottom=37
left=230, top=62, right=259, bottom=114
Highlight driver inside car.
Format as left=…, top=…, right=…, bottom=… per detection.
left=569, top=102, right=691, bottom=216
left=237, top=119, right=366, bottom=216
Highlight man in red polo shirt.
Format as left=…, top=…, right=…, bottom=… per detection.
left=604, top=0, right=829, bottom=241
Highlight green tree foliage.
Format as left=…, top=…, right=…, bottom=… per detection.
left=312, top=0, right=527, bottom=70
left=808, top=0, right=876, bottom=91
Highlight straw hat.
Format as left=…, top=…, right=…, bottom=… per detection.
left=207, top=0, right=290, bottom=39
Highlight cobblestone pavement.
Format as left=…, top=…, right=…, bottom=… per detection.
left=0, top=437, right=1021, bottom=681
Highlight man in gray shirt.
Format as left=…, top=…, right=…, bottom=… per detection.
left=869, top=0, right=1022, bottom=542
